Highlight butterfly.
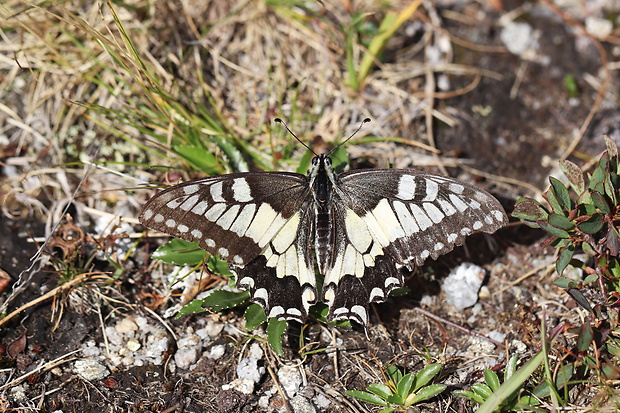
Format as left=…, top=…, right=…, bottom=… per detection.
left=139, top=119, right=507, bottom=329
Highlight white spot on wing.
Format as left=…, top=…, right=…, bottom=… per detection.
left=473, top=221, right=483, bottom=230
left=142, top=209, right=153, bottom=220
left=423, top=202, right=444, bottom=223
left=229, top=204, right=256, bottom=236
left=165, top=219, right=176, bottom=227
left=409, top=204, right=432, bottom=231
left=370, top=199, right=405, bottom=242
left=191, top=229, right=203, bottom=239
left=216, top=204, right=241, bottom=230
left=269, top=306, right=284, bottom=318
left=344, top=209, right=373, bottom=252
left=449, top=183, right=465, bottom=194
left=422, top=179, right=439, bottom=201
left=244, top=204, right=280, bottom=244
left=191, top=202, right=208, bottom=215
left=493, top=210, right=505, bottom=222
left=438, top=199, right=457, bottom=216
left=449, top=194, right=468, bottom=212
left=205, top=238, right=216, bottom=248
left=369, top=287, right=384, bottom=302
left=232, top=179, right=253, bottom=202
left=396, top=175, right=417, bottom=200
left=218, top=247, right=229, bottom=257
left=210, top=181, right=225, bottom=202
left=351, top=305, right=368, bottom=325
left=154, top=214, right=164, bottom=223
left=233, top=255, right=244, bottom=264
left=183, top=184, right=200, bottom=195
left=178, top=224, right=189, bottom=233
left=179, top=195, right=200, bottom=211
left=205, top=203, right=227, bottom=221
left=342, top=244, right=358, bottom=276
left=166, top=198, right=184, bottom=208
left=434, top=242, right=444, bottom=251
left=270, top=212, right=300, bottom=253
left=393, top=201, right=419, bottom=235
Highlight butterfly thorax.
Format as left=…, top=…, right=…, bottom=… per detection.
left=309, top=154, right=338, bottom=273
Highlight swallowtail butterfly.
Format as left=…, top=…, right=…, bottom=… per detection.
left=139, top=119, right=507, bottom=329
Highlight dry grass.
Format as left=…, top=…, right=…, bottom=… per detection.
left=1, top=0, right=619, bottom=411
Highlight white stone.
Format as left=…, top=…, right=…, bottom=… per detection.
left=206, top=344, right=226, bottom=359
left=222, top=378, right=255, bottom=394
left=290, top=395, right=317, bottom=413
left=442, top=263, right=485, bottom=311
left=126, top=339, right=141, bottom=351
left=237, top=357, right=265, bottom=383
left=585, top=16, right=613, bottom=39
left=277, top=365, right=303, bottom=398
left=174, top=346, right=200, bottom=370
left=501, top=22, right=533, bottom=55
left=74, top=359, right=110, bottom=381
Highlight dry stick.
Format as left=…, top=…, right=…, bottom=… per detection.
left=0, top=272, right=100, bottom=328
left=538, top=0, right=611, bottom=162
left=0, top=348, right=82, bottom=391
left=263, top=344, right=293, bottom=413
left=414, top=307, right=505, bottom=348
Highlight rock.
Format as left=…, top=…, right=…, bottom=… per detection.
left=221, top=378, right=255, bottom=394
left=442, top=263, right=485, bottom=311
left=289, top=395, right=316, bottom=413
left=278, top=366, right=303, bottom=398
left=237, top=357, right=265, bottom=383
left=74, top=359, right=109, bottom=381
left=174, top=346, right=200, bottom=370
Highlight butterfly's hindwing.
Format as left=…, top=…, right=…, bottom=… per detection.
left=235, top=206, right=317, bottom=322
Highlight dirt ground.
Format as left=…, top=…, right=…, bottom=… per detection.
left=1, top=1, right=619, bottom=412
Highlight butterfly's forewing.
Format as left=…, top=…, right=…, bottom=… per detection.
left=139, top=172, right=318, bottom=321
left=323, top=169, right=508, bottom=325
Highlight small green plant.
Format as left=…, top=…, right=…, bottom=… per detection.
left=345, top=363, right=446, bottom=412
left=512, top=135, right=620, bottom=381
left=454, top=355, right=540, bottom=412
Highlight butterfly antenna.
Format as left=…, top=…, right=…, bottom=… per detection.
left=275, top=118, right=317, bottom=156
left=328, top=117, right=371, bottom=156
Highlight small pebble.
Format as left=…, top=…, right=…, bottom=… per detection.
left=290, top=395, right=316, bottom=413
left=206, top=344, right=226, bottom=360
left=174, top=346, right=200, bottom=370
left=442, top=263, right=485, bottom=311
left=237, top=358, right=265, bottom=383
left=115, top=317, right=138, bottom=335
left=126, top=339, right=141, bottom=352
left=74, top=359, right=110, bottom=381
left=221, top=378, right=255, bottom=394
left=277, top=366, right=303, bottom=398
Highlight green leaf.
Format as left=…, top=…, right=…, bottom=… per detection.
left=207, top=254, right=232, bottom=276
left=176, top=298, right=209, bottom=317
left=396, top=373, right=415, bottom=399
left=413, top=364, right=442, bottom=392
left=568, top=288, right=594, bottom=314
left=591, top=191, right=611, bottom=214
left=554, top=277, right=578, bottom=289
left=548, top=213, right=575, bottom=230
left=408, top=384, right=446, bottom=405
left=267, top=317, right=287, bottom=356
left=329, top=145, right=349, bottom=175
left=367, top=383, right=394, bottom=399
left=344, top=390, right=390, bottom=407
left=471, top=383, right=493, bottom=399
left=244, top=303, right=267, bottom=330
left=538, top=221, right=570, bottom=238
left=153, top=239, right=206, bottom=266
left=556, top=246, right=575, bottom=276
left=199, top=289, right=250, bottom=312
left=477, top=351, right=546, bottom=413
left=582, top=241, right=597, bottom=256
left=555, top=363, right=574, bottom=390
left=454, top=389, right=486, bottom=404
left=385, top=393, right=405, bottom=405
left=174, top=144, right=220, bottom=174
left=577, top=214, right=604, bottom=234
left=511, top=198, right=549, bottom=223
left=549, top=177, right=572, bottom=210
left=386, top=364, right=403, bottom=384
left=484, top=369, right=501, bottom=392
left=559, top=160, right=585, bottom=195
left=577, top=321, right=594, bottom=351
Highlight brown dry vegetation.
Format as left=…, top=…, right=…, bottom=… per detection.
left=1, top=0, right=620, bottom=412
